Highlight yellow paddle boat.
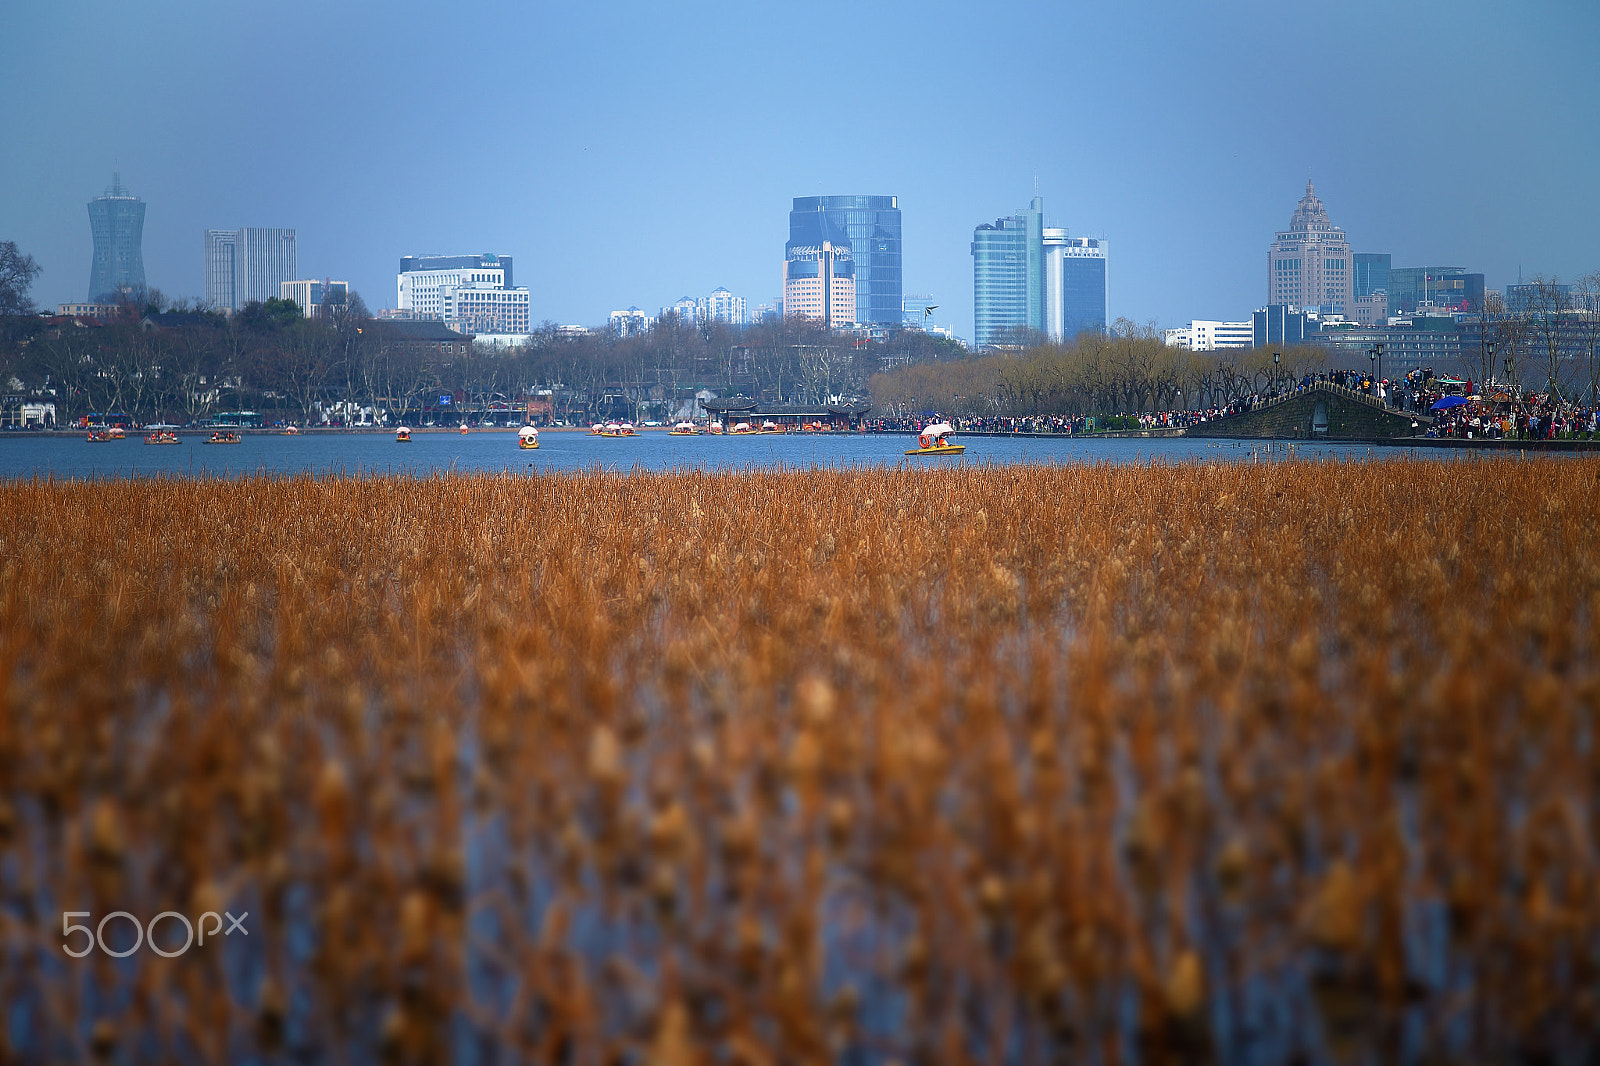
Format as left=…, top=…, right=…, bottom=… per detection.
left=905, top=422, right=965, bottom=456
left=668, top=421, right=699, bottom=436
left=517, top=425, right=540, bottom=449
left=396, top=426, right=412, bottom=443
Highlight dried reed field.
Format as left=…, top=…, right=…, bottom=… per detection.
left=2, top=460, right=1597, bottom=1064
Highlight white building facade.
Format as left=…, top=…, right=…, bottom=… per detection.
left=1163, top=320, right=1254, bottom=351
left=698, top=287, right=746, bottom=326
left=206, top=228, right=298, bottom=311
left=280, top=279, right=349, bottom=318
left=397, top=253, right=528, bottom=334
left=610, top=307, right=655, bottom=336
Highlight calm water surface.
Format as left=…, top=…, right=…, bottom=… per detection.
left=0, top=429, right=1487, bottom=480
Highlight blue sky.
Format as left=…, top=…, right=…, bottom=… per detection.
left=2, top=0, right=1596, bottom=341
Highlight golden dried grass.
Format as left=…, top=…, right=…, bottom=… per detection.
left=0, top=459, right=1597, bottom=1062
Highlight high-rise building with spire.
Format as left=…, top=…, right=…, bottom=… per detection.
left=87, top=173, right=146, bottom=301
left=1268, top=181, right=1352, bottom=315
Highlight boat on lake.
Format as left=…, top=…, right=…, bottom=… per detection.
left=669, top=421, right=699, bottom=436
left=396, top=426, right=412, bottom=443
left=205, top=431, right=242, bottom=444
left=144, top=431, right=181, bottom=445
left=906, top=422, right=965, bottom=456
left=518, top=425, right=540, bottom=449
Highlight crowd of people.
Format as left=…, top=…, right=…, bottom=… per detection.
left=870, top=366, right=1600, bottom=442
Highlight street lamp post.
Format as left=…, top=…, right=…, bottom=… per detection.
left=1273, top=351, right=1281, bottom=396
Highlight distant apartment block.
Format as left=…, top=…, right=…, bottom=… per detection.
left=397, top=253, right=529, bottom=334
left=1164, top=320, right=1253, bottom=351
left=610, top=307, right=655, bottom=336
left=1268, top=181, right=1351, bottom=315
left=206, top=228, right=298, bottom=311
left=700, top=286, right=746, bottom=326
left=87, top=173, right=146, bottom=302
left=280, top=279, right=349, bottom=318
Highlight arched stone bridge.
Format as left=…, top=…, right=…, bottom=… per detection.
left=1184, top=380, right=1431, bottom=440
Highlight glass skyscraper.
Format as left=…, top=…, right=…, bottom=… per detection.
left=87, top=173, right=146, bottom=301
left=972, top=197, right=1043, bottom=348
left=1352, top=253, right=1390, bottom=299
left=788, top=196, right=901, bottom=326
left=1044, top=228, right=1108, bottom=341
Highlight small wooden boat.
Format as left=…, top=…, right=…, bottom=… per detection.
left=107, top=426, right=127, bottom=439
left=906, top=422, right=964, bottom=456
left=731, top=421, right=753, bottom=434
left=668, top=421, right=699, bottom=436
left=517, top=426, right=540, bottom=450
left=205, top=431, right=242, bottom=444
left=281, top=424, right=300, bottom=435
left=86, top=430, right=116, bottom=443
left=460, top=424, right=470, bottom=434
left=760, top=420, right=780, bottom=434
left=396, top=426, right=412, bottom=443
left=144, top=431, right=181, bottom=445
left=589, top=423, right=605, bottom=435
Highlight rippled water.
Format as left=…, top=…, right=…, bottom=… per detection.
left=0, top=429, right=1468, bottom=479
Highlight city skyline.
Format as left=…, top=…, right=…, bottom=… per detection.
left=3, top=1, right=1597, bottom=338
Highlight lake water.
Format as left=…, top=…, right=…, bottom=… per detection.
left=0, top=429, right=1489, bottom=479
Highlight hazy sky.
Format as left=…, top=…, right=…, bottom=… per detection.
left=3, top=0, right=1597, bottom=341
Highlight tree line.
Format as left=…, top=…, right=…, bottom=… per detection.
left=5, top=237, right=1598, bottom=425
left=868, top=319, right=1333, bottom=419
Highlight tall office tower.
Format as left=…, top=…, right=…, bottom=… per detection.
left=788, top=196, right=900, bottom=326
left=205, top=228, right=298, bottom=310
left=972, top=196, right=1043, bottom=348
left=1044, top=228, right=1108, bottom=341
left=1268, top=181, right=1352, bottom=314
left=87, top=173, right=146, bottom=301
left=397, top=253, right=528, bottom=334
left=204, top=230, right=236, bottom=310
left=784, top=206, right=856, bottom=329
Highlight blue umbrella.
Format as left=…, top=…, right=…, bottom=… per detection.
left=1430, top=395, right=1469, bottom=410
